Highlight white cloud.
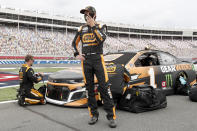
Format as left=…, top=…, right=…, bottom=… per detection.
left=0, top=0, right=196, bottom=28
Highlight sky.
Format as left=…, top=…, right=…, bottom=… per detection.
left=0, top=0, right=196, bottom=29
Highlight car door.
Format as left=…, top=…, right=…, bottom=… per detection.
left=156, top=52, right=178, bottom=90
left=158, top=52, right=196, bottom=90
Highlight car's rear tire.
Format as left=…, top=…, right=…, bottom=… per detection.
left=174, top=72, right=188, bottom=95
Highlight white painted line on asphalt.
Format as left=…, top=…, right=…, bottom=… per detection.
left=0, top=100, right=17, bottom=104
left=50, top=67, right=68, bottom=68
left=0, top=68, right=17, bottom=69
left=0, top=81, right=48, bottom=89
left=33, top=67, right=68, bottom=69
left=0, top=85, right=19, bottom=89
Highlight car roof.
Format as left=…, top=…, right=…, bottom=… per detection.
left=108, top=49, right=176, bottom=57
left=106, top=49, right=178, bottom=64
left=105, top=52, right=136, bottom=65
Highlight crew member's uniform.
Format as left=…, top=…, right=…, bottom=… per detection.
left=72, top=24, right=116, bottom=120
left=19, top=64, right=44, bottom=104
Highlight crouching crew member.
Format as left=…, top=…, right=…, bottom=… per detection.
left=18, top=55, right=46, bottom=105
left=72, top=6, right=117, bottom=128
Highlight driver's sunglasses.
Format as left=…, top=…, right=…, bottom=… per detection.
left=85, top=13, right=94, bottom=18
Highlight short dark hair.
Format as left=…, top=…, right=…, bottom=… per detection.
left=25, top=55, right=34, bottom=62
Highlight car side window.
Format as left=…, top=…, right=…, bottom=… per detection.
left=135, top=53, right=160, bottom=67
left=158, top=52, right=177, bottom=65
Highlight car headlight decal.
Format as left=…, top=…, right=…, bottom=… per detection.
left=70, top=91, right=86, bottom=101
left=130, top=74, right=140, bottom=80
left=67, top=87, right=86, bottom=102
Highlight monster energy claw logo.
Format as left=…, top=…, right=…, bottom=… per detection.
left=192, top=64, right=195, bottom=71
left=165, top=74, right=173, bottom=87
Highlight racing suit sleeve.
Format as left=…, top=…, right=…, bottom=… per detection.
left=27, top=68, right=42, bottom=83
left=92, top=25, right=106, bottom=44
left=72, top=26, right=81, bottom=57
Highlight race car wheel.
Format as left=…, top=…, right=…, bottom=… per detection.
left=174, top=72, right=188, bottom=95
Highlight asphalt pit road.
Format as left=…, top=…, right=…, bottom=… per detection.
left=24, top=106, right=80, bottom=131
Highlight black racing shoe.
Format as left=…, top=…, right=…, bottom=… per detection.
left=108, top=119, right=117, bottom=128
left=18, top=96, right=26, bottom=106
left=88, top=116, right=98, bottom=125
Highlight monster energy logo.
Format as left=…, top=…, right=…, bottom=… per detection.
left=165, top=74, right=173, bottom=87
left=192, top=64, right=195, bottom=71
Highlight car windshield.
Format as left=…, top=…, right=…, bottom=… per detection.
left=104, top=54, right=124, bottom=61
left=104, top=52, right=136, bottom=65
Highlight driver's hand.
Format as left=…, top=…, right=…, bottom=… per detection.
left=86, top=15, right=96, bottom=27
left=76, top=55, right=85, bottom=61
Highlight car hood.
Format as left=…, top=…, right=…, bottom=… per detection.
left=48, top=69, right=83, bottom=82
left=48, top=63, right=121, bottom=83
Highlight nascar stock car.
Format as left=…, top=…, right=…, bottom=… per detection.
left=45, top=49, right=196, bottom=107
left=192, top=60, right=197, bottom=76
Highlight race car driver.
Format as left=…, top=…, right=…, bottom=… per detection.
left=72, top=6, right=117, bottom=128
left=18, top=55, right=46, bottom=105
left=142, top=54, right=154, bottom=66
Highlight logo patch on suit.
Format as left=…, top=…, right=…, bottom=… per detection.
left=82, top=33, right=96, bottom=43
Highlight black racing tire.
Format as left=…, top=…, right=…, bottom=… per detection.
left=174, top=72, right=188, bottom=95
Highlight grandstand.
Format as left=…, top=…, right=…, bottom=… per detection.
left=0, top=7, right=197, bottom=59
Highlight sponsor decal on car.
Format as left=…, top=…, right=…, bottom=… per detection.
left=148, top=68, right=157, bottom=88
left=191, top=64, right=195, bottom=71
left=106, top=63, right=116, bottom=72
left=161, top=65, right=176, bottom=73
left=162, top=81, right=167, bottom=88
left=161, top=64, right=193, bottom=73
left=193, top=64, right=197, bottom=72
left=165, top=74, right=173, bottom=88
left=176, top=64, right=192, bottom=71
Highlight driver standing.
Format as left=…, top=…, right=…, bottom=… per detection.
left=72, top=6, right=117, bottom=128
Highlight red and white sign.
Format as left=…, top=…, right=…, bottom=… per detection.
left=162, top=81, right=166, bottom=88
left=0, top=74, right=19, bottom=82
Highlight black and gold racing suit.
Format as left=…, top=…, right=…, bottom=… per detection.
left=72, top=24, right=116, bottom=120
left=19, top=64, right=44, bottom=101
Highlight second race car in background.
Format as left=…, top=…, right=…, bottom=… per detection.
left=46, top=49, right=196, bottom=107
left=192, top=60, right=197, bottom=77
